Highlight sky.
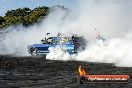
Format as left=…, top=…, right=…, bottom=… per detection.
left=0, top=0, right=76, bottom=16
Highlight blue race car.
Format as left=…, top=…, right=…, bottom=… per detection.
left=27, top=36, right=87, bottom=56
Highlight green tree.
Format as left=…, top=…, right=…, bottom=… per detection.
left=0, top=6, right=60, bottom=29
left=0, top=16, right=5, bottom=24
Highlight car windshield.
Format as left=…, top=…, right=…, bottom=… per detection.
left=50, top=37, right=73, bottom=44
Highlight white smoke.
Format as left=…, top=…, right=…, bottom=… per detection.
left=46, top=47, right=71, bottom=61
left=46, top=0, right=132, bottom=67
left=0, top=0, right=132, bottom=67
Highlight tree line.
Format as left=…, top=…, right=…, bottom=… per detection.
left=0, top=6, right=49, bottom=29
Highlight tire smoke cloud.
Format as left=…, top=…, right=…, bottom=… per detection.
left=0, top=0, right=132, bottom=67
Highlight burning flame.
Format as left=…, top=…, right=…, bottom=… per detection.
left=78, top=65, right=86, bottom=76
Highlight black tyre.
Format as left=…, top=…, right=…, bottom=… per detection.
left=31, top=48, right=38, bottom=56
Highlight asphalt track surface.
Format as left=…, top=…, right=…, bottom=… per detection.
left=0, top=55, right=132, bottom=88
